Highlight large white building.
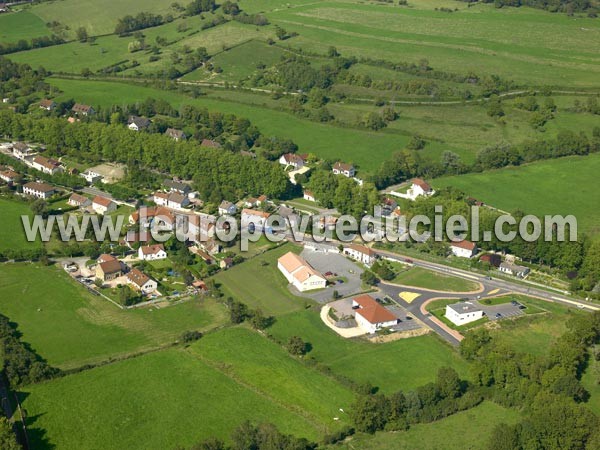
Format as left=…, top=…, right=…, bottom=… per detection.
left=343, top=243, right=377, bottom=266
left=153, top=191, right=190, bottom=209
left=138, top=244, right=167, bottom=261
left=31, top=155, right=63, bottom=175
left=352, top=294, right=398, bottom=334
left=277, top=252, right=327, bottom=292
left=449, top=240, right=477, bottom=258
left=445, top=302, right=484, bottom=326
left=23, top=181, right=55, bottom=199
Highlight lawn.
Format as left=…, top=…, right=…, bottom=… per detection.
left=433, top=153, right=600, bottom=237
left=212, top=242, right=311, bottom=316
left=331, top=400, right=520, bottom=450
left=268, top=309, right=469, bottom=393
left=0, top=11, right=50, bottom=43
left=389, top=264, right=480, bottom=292
left=0, top=263, right=227, bottom=369
left=188, top=327, right=355, bottom=429
left=20, top=347, right=324, bottom=450
left=0, top=197, right=41, bottom=253
left=582, top=356, right=600, bottom=416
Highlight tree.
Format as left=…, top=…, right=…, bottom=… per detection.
left=275, top=25, right=287, bottom=40
left=487, top=97, right=505, bottom=118
left=350, top=394, right=389, bottom=433
left=30, top=198, right=48, bottom=218
left=181, top=330, right=202, bottom=343
left=75, top=26, right=88, bottom=42
left=406, top=134, right=425, bottom=150
left=360, top=270, right=378, bottom=286
left=0, top=417, right=20, bottom=450
left=286, top=336, right=308, bottom=356
left=249, top=308, right=273, bottom=330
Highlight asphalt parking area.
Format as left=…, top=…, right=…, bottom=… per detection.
left=475, top=301, right=524, bottom=321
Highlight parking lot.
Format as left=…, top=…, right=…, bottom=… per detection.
left=475, top=300, right=525, bottom=321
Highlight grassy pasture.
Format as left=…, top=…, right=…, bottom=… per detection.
left=433, top=153, right=600, bottom=237
left=20, top=347, right=323, bottom=449
left=268, top=309, right=469, bottom=393
left=267, top=1, right=600, bottom=87
left=0, top=197, right=41, bottom=253
left=389, top=264, right=480, bottom=292
left=331, top=400, right=520, bottom=450
left=0, top=263, right=227, bottom=369
left=0, top=11, right=50, bottom=43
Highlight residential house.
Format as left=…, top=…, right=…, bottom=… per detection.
left=218, top=200, right=237, bottom=216
left=96, top=259, right=123, bottom=281
left=126, top=268, right=158, bottom=294
left=381, top=197, right=398, bottom=216
left=81, top=169, right=103, bottom=184
left=153, top=191, right=190, bottom=209
left=68, top=193, right=91, bottom=208
left=450, top=240, right=477, bottom=258
left=499, top=262, right=530, bottom=278
left=164, top=128, right=186, bottom=141
left=127, top=116, right=151, bottom=131
left=279, top=153, right=305, bottom=170
left=277, top=252, right=327, bottom=292
left=71, top=103, right=95, bottom=116
left=97, top=254, right=117, bottom=264
left=32, top=155, right=63, bottom=175
left=163, top=179, right=191, bottom=195
left=92, top=196, right=117, bottom=215
left=479, top=253, right=502, bottom=268
left=39, top=99, right=56, bottom=111
left=343, top=243, right=377, bottom=266
left=23, top=181, right=55, bottom=199
left=303, top=190, right=316, bottom=202
left=0, top=169, right=18, bottom=184
left=12, top=142, right=34, bottom=160
left=220, top=257, right=234, bottom=269
left=332, top=162, right=355, bottom=178
left=129, top=206, right=175, bottom=230
left=241, top=208, right=271, bottom=231
left=201, top=139, right=221, bottom=148
left=352, top=294, right=398, bottom=334
left=138, top=244, right=167, bottom=261
left=407, top=178, right=435, bottom=200
left=445, top=302, right=484, bottom=326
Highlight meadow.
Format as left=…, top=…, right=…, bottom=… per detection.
left=0, top=197, right=41, bottom=253
left=389, top=264, right=480, bottom=292
left=0, top=10, right=50, bottom=43
left=268, top=309, right=469, bottom=393
left=433, top=153, right=600, bottom=237
left=20, top=346, right=326, bottom=449
left=0, top=263, right=228, bottom=369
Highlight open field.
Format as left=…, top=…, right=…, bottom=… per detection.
left=433, top=153, right=600, bottom=237
left=266, top=0, right=600, bottom=87
left=268, top=309, right=469, bottom=393
left=0, top=11, right=50, bottom=43
left=330, top=400, right=520, bottom=450
left=0, top=197, right=41, bottom=253
left=188, top=327, right=355, bottom=428
left=0, top=263, right=227, bottom=369
left=212, top=243, right=309, bottom=316
left=389, top=264, right=480, bottom=292
left=20, top=346, right=324, bottom=450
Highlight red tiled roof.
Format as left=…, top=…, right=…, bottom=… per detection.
left=353, top=294, right=397, bottom=324
left=93, top=196, right=114, bottom=208
left=411, top=178, right=432, bottom=192
left=450, top=239, right=476, bottom=251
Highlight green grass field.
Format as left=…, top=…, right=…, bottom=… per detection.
left=0, top=263, right=227, bottom=369
left=331, top=400, right=520, bottom=450
left=433, top=153, right=600, bottom=237
left=582, top=356, right=600, bottom=416
left=268, top=309, right=469, bottom=393
left=0, top=11, right=50, bottom=43
left=212, top=242, right=311, bottom=316
left=0, top=197, right=41, bottom=253
left=389, top=264, right=480, bottom=292
left=20, top=346, right=324, bottom=449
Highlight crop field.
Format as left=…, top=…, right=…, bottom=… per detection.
left=20, top=346, right=325, bottom=450
left=0, top=197, right=41, bottom=253
left=212, top=243, right=309, bottom=316
left=332, top=401, right=520, bottom=450
left=389, top=265, right=480, bottom=292
left=268, top=310, right=469, bottom=393
left=0, top=263, right=228, bottom=369
left=433, top=153, right=600, bottom=237
left=265, top=0, right=600, bottom=87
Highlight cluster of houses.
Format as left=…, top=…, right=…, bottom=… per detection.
left=94, top=251, right=161, bottom=296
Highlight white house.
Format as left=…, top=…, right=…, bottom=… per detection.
left=126, top=268, right=158, bottom=294
left=0, top=169, right=18, bottom=184
left=392, top=178, right=435, bottom=201
left=71, top=103, right=95, bottom=116
left=81, top=170, right=103, bottom=184
left=12, top=142, right=34, bottom=160
left=445, top=302, right=484, bottom=326
left=450, top=240, right=477, bottom=258
left=343, top=243, right=377, bottom=266
left=218, top=200, right=237, bottom=216
left=241, top=208, right=271, bottom=231
left=153, top=191, right=190, bottom=209
left=23, top=181, right=55, bottom=199
left=332, top=162, right=355, bottom=178
left=39, top=99, right=56, bottom=111
left=127, top=116, right=151, bottom=131
left=164, top=180, right=191, bottom=195
left=68, top=193, right=91, bottom=208
left=352, top=294, right=398, bottom=334
left=279, top=153, right=305, bottom=169
left=31, top=155, right=63, bottom=175
left=303, top=190, right=316, bottom=202
left=499, top=262, right=530, bottom=278
left=277, top=252, right=327, bottom=292
left=138, top=244, right=167, bottom=261
left=92, top=196, right=117, bottom=215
